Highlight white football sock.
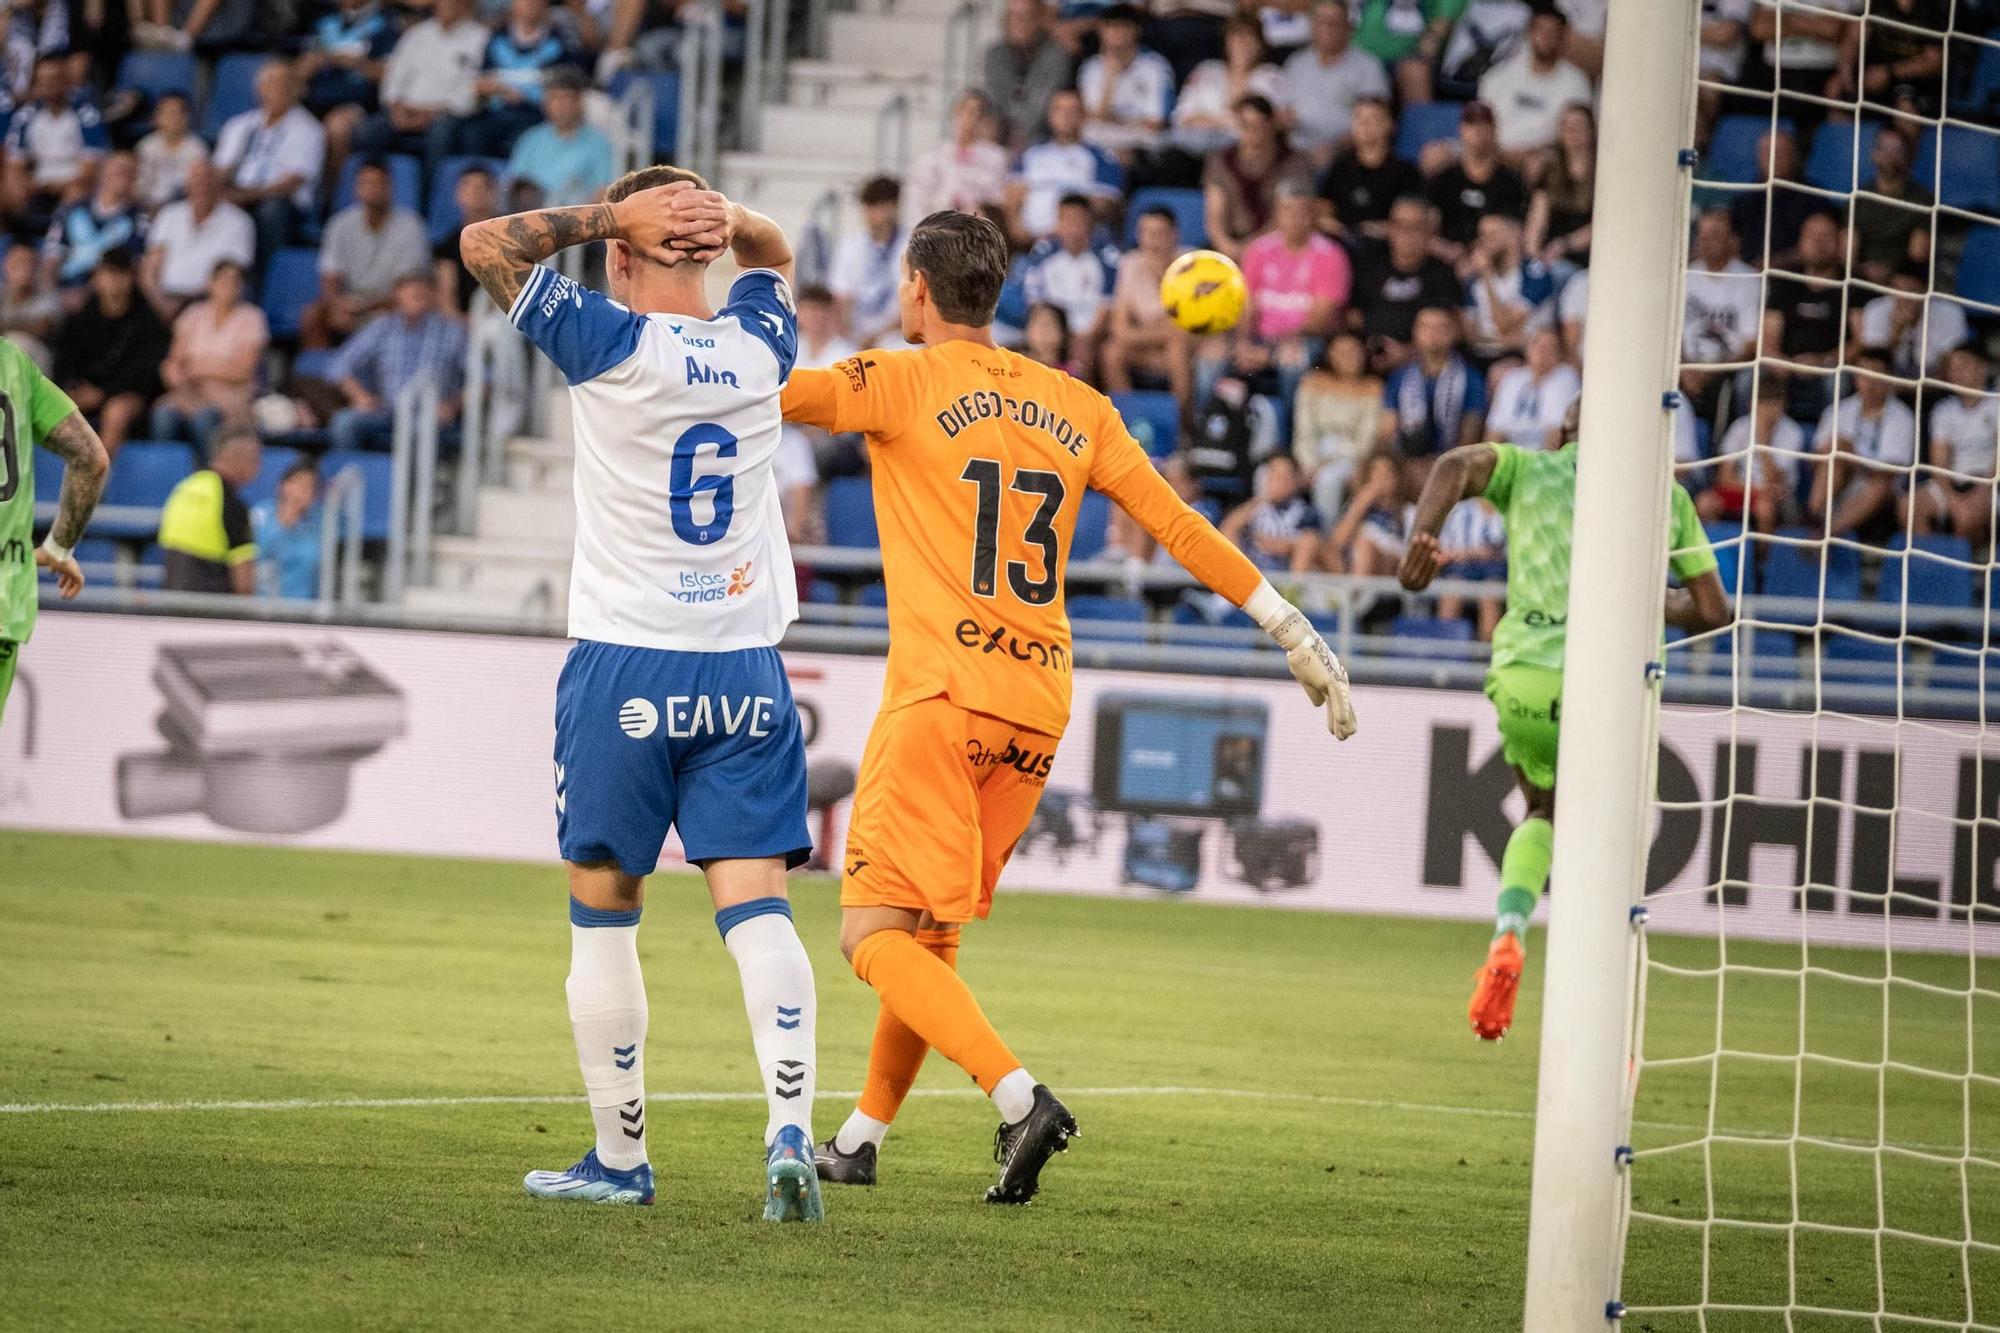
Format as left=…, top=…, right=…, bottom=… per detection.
left=833, top=1109, right=890, bottom=1154
left=718, top=899, right=816, bottom=1146
left=993, top=1067, right=1038, bottom=1124
left=566, top=901, right=648, bottom=1172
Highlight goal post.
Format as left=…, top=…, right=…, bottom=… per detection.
left=1521, top=2, right=1702, bottom=1329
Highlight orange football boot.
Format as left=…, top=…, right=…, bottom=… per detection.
left=1468, top=934, right=1525, bottom=1041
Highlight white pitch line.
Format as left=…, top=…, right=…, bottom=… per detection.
left=0, top=1084, right=1538, bottom=1121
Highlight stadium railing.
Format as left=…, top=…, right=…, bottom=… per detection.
left=940, top=0, right=988, bottom=128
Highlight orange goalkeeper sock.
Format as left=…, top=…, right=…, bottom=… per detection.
left=855, top=926, right=960, bottom=1125
left=851, top=928, right=1019, bottom=1096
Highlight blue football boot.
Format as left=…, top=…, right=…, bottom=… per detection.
left=523, top=1149, right=656, bottom=1205
left=763, top=1126, right=825, bottom=1222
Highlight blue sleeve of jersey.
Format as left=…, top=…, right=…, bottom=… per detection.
left=77, top=101, right=108, bottom=151
left=1464, top=363, right=1489, bottom=413
left=508, top=264, right=646, bottom=387
left=720, top=268, right=798, bottom=380
left=1519, top=260, right=1555, bottom=307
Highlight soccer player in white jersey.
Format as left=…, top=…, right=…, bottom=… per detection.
left=461, top=168, right=824, bottom=1221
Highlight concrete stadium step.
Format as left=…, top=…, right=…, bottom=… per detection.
left=865, top=0, right=975, bottom=21
left=475, top=486, right=575, bottom=543
left=755, top=102, right=942, bottom=160
left=786, top=61, right=946, bottom=114
left=399, top=581, right=567, bottom=623
left=501, top=436, right=573, bottom=491
left=826, top=11, right=957, bottom=66
left=429, top=535, right=571, bottom=594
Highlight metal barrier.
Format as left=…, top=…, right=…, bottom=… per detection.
left=798, top=185, right=844, bottom=286
left=316, top=462, right=366, bottom=607
left=940, top=0, right=985, bottom=123
left=740, top=0, right=792, bottom=149
left=455, top=306, right=518, bottom=540
left=382, top=373, right=440, bottom=603
left=609, top=75, right=656, bottom=175
left=874, top=90, right=910, bottom=176
left=678, top=0, right=726, bottom=181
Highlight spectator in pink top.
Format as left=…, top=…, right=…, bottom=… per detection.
left=906, top=90, right=1012, bottom=220
left=1198, top=180, right=1348, bottom=409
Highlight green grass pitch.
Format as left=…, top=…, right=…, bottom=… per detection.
left=1, top=831, right=1992, bottom=1331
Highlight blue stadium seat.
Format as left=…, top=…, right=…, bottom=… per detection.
left=805, top=578, right=841, bottom=604
left=97, top=441, right=198, bottom=538
left=1703, top=115, right=1793, bottom=185
left=606, top=68, right=681, bottom=157
left=239, top=446, right=301, bottom=511
left=1111, top=389, right=1180, bottom=457
left=1820, top=634, right=1902, bottom=684
left=1915, top=124, right=2000, bottom=213
left=856, top=582, right=889, bottom=607
left=1703, top=522, right=1747, bottom=597
left=1386, top=615, right=1474, bottom=657
left=823, top=476, right=878, bottom=548
left=322, top=449, right=394, bottom=540
left=260, top=247, right=321, bottom=341
left=1072, top=488, right=1110, bottom=561
left=1749, top=627, right=1803, bottom=677
left=427, top=156, right=509, bottom=246
left=1959, top=225, right=2000, bottom=311
left=1068, top=595, right=1148, bottom=641
left=994, top=254, right=1030, bottom=330
left=32, top=446, right=61, bottom=504
left=291, top=348, right=339, bottom=381
left=1760, top=530, right=1860, bottom=623
left=1125, top=185, right=1207, bottom=248
left=202, top=52, right=269, bottom=139
left=1879, top=534, right=1976, bottom=608
left=116, top=51, right=195, bottom=103
left=1971, top=37, right=2000, bottom=115
left=1395, top=101, right=1464, bottom=165
left=1805, top=119, right=1882, bottom=193
left=332, top=154, right=424, bottom=216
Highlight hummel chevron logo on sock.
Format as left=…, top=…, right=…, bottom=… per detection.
left=613, top=1042, right=638, bottom=1070
left=619, top=1099, right=644, bottom=1139
left=775, top=1005, right=802, bottom=1031
left=774, top=1060, right=806, bottom=1100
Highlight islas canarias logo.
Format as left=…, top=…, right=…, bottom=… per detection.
left=728, top=561, right=755, bottom=596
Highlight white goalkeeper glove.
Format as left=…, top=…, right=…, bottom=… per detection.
left=1245, top=581, right=1357, bottom=740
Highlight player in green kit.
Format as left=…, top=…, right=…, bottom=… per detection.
left=0, top=335, right=111, bottom=722
left=1397, top=401, right=1729, bottom=1040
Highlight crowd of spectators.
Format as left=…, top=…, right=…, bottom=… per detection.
left=782, top=0, right=2000, bottom=637
left=6, top=0, right=657, bottom=597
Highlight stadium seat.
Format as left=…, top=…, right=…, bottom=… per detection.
left=1915, top=124, right=2000, bottom=212
left=321, top=449, right=394, bottom=540
left=239, top=446, right=302, bottom=510
left=1749, top=627, right=1803, bottom=677
left=1125, top=186, right=1207, bottom=248
left=202, top=52, right=269, bottom=139
left=32, top=446, right=61, bottom=505
left=1760, top=530, right=1860, bottom=623
left=1805, top=119, right=1882, bottom=193
left=804, top=578, right=841, bottom=604
left=1395, top=102, right=1464, bottom=165
left=1878, top=534, right=1976, bottom=608
left=332, top=154, right=424, bottom=216
left=259, top=247, right=321, bottom=341
left=427, top=156, right=509, bottom=246
left=1072, top=488, right=1110, bottom=561
left=97, top=441, right=198, bottom=538
left=291, top=348, right=339, bottom=381
left=606, top=68, right=681, bottom=157
left=116, top=51, right=195, bottom=103
left=1111, top=390, right=1180, bottom=457
left=856, top=582, right=889, bottom=607
left=1703, top=522, right=1747, bottom=596
left=1820, top=634, right=1902, bottom=684
left=823, top=476, right=878, bottom=548
left=1068, top=595, right=1149, bottom=641
left=1958, top=225, right=2000, bottom=310
left=1703, top=115, right=1793, bottom=185
left=994, top=254, right=1030, bottom=331
left=1972, top=38, right=2000, bottom=114
left=1385, top=615, right=1474, bottom=657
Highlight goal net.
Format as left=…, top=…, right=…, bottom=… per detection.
left=1611, top=2, right=2000, bottom=1328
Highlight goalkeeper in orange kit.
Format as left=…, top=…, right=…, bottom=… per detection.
left=770, top=209, right=1357, bottom=1204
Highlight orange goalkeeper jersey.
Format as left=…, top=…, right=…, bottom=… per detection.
left=782, top=339, right=1262, bottom=736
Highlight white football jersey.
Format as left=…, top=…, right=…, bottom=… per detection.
left=510, top=265, right=800, bottom=652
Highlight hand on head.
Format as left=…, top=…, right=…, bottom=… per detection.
left=615, top=181, right=733, bottom=264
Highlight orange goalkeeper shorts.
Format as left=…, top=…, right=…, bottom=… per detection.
left=839, top=696, right=1059, bottom=923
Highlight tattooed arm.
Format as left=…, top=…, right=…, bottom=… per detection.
left=459, top=183, right=730, bottom=310
left=34, top=410, right=109, bottom=599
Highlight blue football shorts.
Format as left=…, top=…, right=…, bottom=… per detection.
left=553, top=639, right=812, bottom=876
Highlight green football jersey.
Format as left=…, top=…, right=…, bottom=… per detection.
left=0, top=336, right=81, bottom=645
left=1481, top=442, right=1718, bottom=673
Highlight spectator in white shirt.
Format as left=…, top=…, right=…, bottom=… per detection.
left=1700, top=375, right=1809, bottom=534
left=1476, top=6, right=1593, bottom=164
left=1485, top=328, right=1578, bottom=450
left=1461, top=212, right=1555, bottom=367
left=906, top=90, right=1011, bottom=221
left=782, top=283, right=863, bottom=500
left=1277, top=1, right=1389, bottom=162
left=1855, top=273, right=1969, bottom=383
left=828, top=175, right=909, bottom=347
left=1005, top=88, right=1124, bottom=244
left=1810, top=346, right=1919, bottom=543
left=141, top=158, right=256, bottom=316
left=1680, top=207, right=1760, bottom=408
left=1076, top=4, right=1175, bottom=157
left=302, top=158, right=432, bottom=349
left=1021, top=193, right=1122, bottom=377
left=1171, top=16, right=1283, bottom=157
left=1, top=56, right=107, bottom=218
left=213, top=59, right=327, bottom=269
left=1557, top=265, right=1587, bottom=361
left=350, top=0, right=490, bottom=173
left=134, top=91, right=207, bottom=210
left=1923, top=346, right=1999, bottom=544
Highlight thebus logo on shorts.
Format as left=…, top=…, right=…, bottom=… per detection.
left=954, top=618, right=1070, bottom=673
left=617, top=695, right=779, bottom=740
